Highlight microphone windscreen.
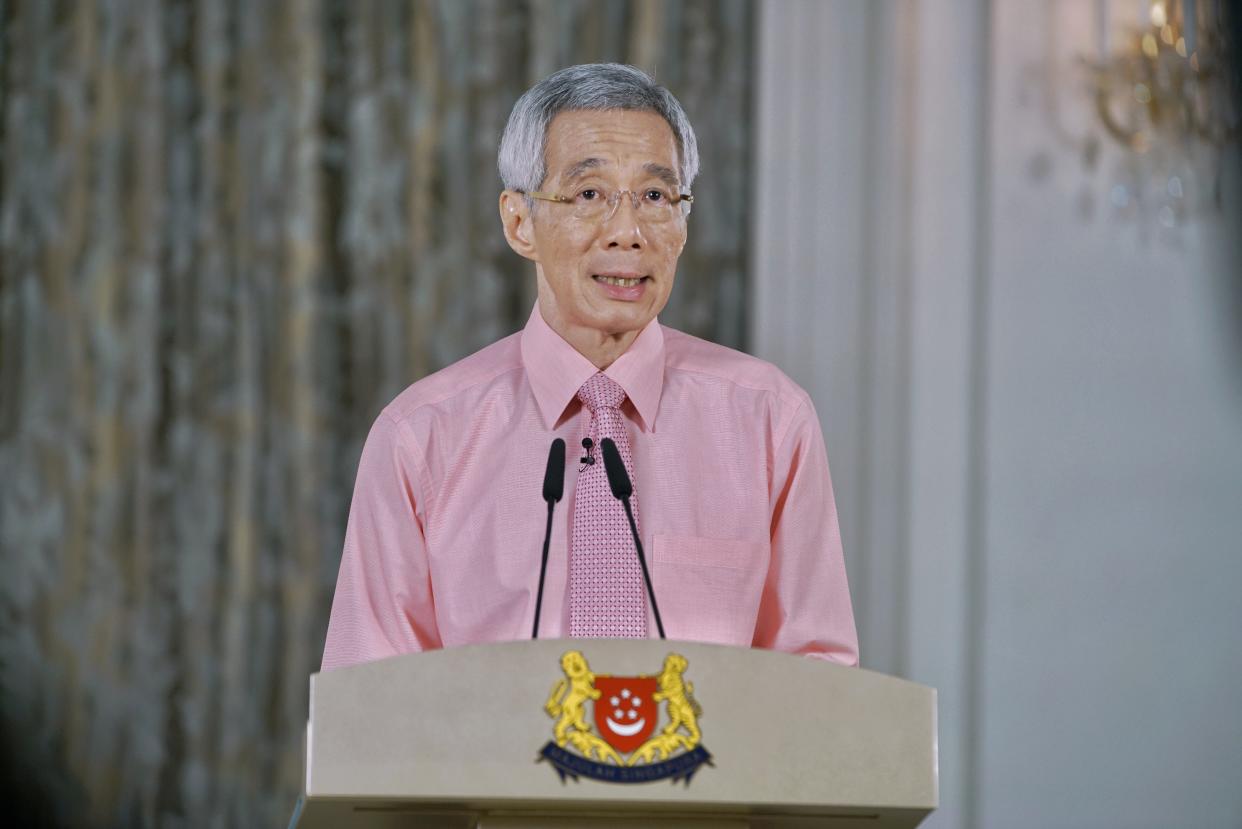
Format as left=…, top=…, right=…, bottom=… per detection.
left=542, top=438, right=566, bottom=502
left=599, top=438, right=633, bottom=498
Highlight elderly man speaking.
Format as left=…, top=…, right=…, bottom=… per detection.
left=321, top=64, right=857, bottom=670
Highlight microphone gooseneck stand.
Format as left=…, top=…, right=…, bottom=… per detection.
left=532, top=438, right=565, bottom=639
left=599, top=437, right=666, bottom=639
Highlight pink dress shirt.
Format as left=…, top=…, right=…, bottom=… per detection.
left=321, top=307, right=858, bottom=670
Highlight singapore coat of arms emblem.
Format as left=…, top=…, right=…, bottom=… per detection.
left=538, top=650, right=713, bottom=784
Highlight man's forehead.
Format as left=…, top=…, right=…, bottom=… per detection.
left=545, top=109, right=680, bottom=176
left=560, top=157, right=680, bottom=187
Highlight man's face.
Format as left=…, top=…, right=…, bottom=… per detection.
left=521, top=109, right=688, bottom=340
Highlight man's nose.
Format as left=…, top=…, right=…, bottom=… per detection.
left=601, top=192, right=645, bottom=249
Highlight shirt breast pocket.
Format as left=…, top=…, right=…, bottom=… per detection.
left=651, top=534, right=769, bottom=647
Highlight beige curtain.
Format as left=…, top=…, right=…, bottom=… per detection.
left=0, top=0, right=753, bottom=825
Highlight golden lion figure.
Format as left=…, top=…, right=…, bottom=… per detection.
left=627, top=652, right=702, bottom=766
left=544, top=650, right=623, bottom=766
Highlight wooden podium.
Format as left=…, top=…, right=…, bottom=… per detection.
left=289, top=640, right=937, bottom=828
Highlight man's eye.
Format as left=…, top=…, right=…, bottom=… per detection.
left=644, top=189, right=668, bottom=203
left=578, top=189, right=600, bottom=201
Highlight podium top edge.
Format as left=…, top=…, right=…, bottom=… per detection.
left=311, top=638, right=936, bottom=693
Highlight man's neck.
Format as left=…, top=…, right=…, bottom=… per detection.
left=537, top=300, right=641, bottom=370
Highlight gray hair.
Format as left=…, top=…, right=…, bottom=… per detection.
left=498, top=63, right=700, bottom=196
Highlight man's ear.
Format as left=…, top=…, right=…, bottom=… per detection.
left=499, top=190, right=538, bottom=262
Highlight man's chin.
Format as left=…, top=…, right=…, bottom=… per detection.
left=591, top=302, right=662, bottom=332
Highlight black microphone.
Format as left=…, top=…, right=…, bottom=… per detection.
left=543, top=438, right=566, bottom=502
left=599, top=437, right=665, bottom=639
left=532, top=438, right=566, bottom=638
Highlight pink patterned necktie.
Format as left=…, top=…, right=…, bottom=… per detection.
left=569, top=372, right=648, bottom=638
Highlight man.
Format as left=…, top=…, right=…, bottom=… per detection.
left=321, top=64, right=857, bottom=671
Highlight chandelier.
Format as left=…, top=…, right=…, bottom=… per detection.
left=1086, top=0, right=1238, bottom=230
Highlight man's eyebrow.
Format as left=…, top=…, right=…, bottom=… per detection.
left=560, top=157, right=605, bottom=182
left=643, top=163, right=681, bottom=189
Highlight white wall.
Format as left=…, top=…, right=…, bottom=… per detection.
left=753, top=1, right=1242, bottom=827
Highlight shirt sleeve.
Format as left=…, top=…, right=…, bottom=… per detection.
left=752, top=393, right=860, bottom=666
left=321, top=410, right=442, bottom=671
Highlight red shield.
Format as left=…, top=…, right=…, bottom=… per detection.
left=593, top=676, right=659, bottom=754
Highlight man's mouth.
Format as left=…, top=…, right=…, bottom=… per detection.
left=593, top=274, right=649, bottom=287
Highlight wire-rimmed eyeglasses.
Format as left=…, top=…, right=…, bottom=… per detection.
left=517, top=185, right=694, bottom=224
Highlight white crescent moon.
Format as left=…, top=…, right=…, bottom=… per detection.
left=605, top=716, right=646, bottom=736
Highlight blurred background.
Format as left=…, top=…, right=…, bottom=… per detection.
left=0, top=1, right=1238, bottom=827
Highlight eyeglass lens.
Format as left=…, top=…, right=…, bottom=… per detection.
left=573, top=189, right=678, bottom=223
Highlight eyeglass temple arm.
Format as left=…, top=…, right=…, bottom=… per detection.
left=521, top=190, right=571, bottom=203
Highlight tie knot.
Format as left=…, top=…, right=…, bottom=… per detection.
left=577, top=372, right=627, bottom=412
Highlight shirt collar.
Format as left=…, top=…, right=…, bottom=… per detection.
left=520, top=305, right=665, bottom=432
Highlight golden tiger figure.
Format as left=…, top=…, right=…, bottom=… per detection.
left=626, top=652, right=702, bottom=766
